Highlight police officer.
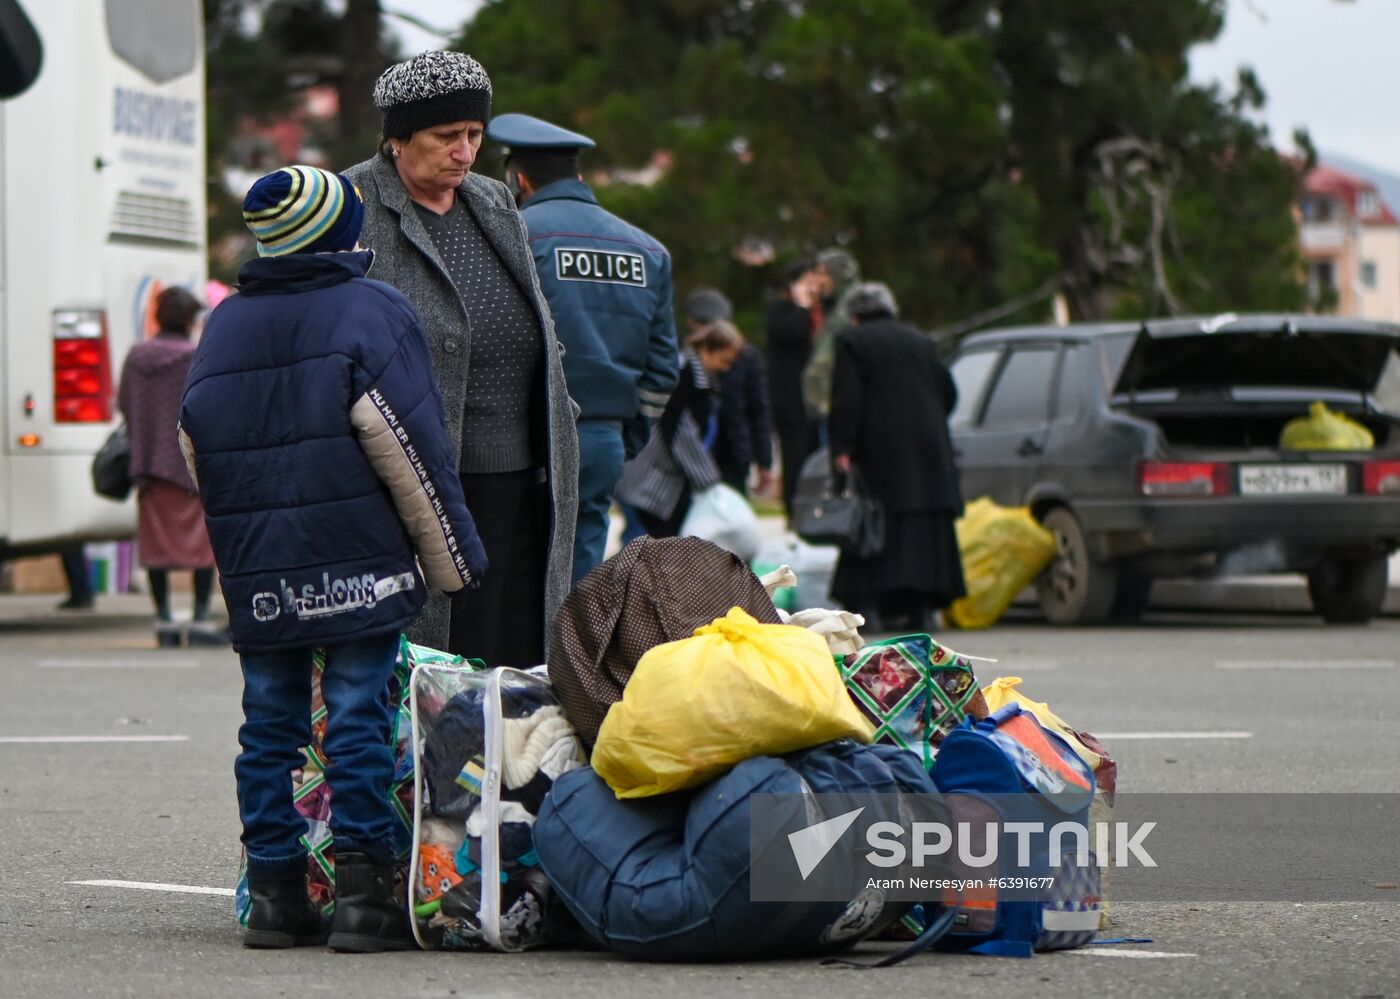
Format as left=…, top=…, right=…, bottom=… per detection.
left=488, top=113, right=679, bottom=583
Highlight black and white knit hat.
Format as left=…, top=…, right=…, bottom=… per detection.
left=373, top=51, right=492, bottom=139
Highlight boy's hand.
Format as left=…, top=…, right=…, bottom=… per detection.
left=461, top=533, right=489, bottom=591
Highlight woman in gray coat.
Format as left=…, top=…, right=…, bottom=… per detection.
left=345, top=51, right=578, bottom=667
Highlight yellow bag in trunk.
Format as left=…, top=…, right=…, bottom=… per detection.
left=946, top=498, right=1056, bottom=629
left=1280, top=401, right=1374, bottom=451
left=592, top=607, right=875, bottom=798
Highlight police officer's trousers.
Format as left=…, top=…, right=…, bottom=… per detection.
left=573, top=419, right=626, bottom=584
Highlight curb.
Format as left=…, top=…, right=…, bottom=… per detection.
left=1149, top=578, right=1400, bottom=617
left=0, top=593, right=230, bottom=626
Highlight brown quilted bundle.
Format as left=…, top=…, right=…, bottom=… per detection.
left=547, top=536, right=782, bottom=746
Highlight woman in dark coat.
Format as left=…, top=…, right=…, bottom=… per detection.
left=117, top=287, right=217, bottom=646
left=828, top=282, right=965, bottom=632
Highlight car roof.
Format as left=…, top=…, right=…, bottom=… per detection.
left=958, top=312, right=1400, bottom=349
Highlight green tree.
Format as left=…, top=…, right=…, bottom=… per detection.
left=202, top=0, right=1306, bottom=325
left=204, top=0, right=401, bottom=161
left=202, top=0, right=406, bottom=278
left=465, top=0, right=1020, bottom=333
left=464, top=0, right=1305, bottom=331
left=939, top=0, right=1307, bottom=318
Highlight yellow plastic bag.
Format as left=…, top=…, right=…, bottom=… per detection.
left=1280, top=401, right=1374, bottom=451
left=980, top=676, right=1102, bottom=770
left=946, top=498, right=1057, bottom=629
left=592, top=607, right=875, bottom=798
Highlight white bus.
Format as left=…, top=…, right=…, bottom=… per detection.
left=0, top=0, right=206, bottom=560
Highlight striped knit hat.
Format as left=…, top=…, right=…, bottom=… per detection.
left=241, top=166, right=364, bottom=257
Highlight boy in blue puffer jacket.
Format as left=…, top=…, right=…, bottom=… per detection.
left=180, top=166, right=488, bottom=953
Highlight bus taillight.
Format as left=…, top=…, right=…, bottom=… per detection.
left=53, top=309, right=113, bottom=423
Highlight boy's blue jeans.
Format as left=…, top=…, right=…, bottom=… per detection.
left=236, top=631, right=401, bottom=881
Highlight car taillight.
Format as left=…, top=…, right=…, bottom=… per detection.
left=53, top=309, right=113, bottom=423
left=1138, top=460, right=1229, bottom=497
left=1362, top=460, right=1400, bottom=495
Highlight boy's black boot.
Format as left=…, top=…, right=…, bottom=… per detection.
left=243, top=875, right=330, bottom=948
left=327, top=851, right=416, bottom=953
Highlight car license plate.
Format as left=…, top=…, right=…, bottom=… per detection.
left=1238, top=464, right=1347, bottom=496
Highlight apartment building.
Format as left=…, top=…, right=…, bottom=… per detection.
left=1299, top=164, right=1400, bottom=320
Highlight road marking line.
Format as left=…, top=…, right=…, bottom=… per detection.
left=1216, top=659, right=1394, bottom=670
left=0, top=735, right=190, bottom=744
left=67, top=879, right=234, bottom=897
left=40, top=658, right=199, bottom=669
left=1065, top=949, right=1197, bottom=959
left=1092, top=731, right=1253, bottom=740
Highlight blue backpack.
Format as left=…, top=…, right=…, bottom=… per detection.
left=534, top=740, right=938, bottom=962
left=921, top=703, right=1102, bottom=957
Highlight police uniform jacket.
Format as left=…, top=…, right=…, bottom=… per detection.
left=520, top=179, right=679, bottom=425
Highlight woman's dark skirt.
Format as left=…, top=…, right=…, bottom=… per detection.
left=831, top=510, right=966, bottom=617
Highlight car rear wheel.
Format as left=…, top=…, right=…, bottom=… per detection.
left=1037, top=508, right=1118, bottom=626
left=1307, top=554, right=1388, bottom=624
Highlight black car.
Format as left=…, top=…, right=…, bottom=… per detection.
left=947, top=314, right=1400, bottom=624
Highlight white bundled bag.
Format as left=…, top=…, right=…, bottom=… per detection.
left=680, top=482, right=762, bottom=561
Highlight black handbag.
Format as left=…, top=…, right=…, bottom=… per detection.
left=792, top=453, right=885, bottom=557
left=92, top=424, right=133, bottom=501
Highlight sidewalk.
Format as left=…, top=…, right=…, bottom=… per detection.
left=4, top=533, right=1397, bottom=624
left=1150, top=550, right=1400, bottom=617
left=746, top=516, right=1400, bottom=618
left=0, top=592, right=228, bottom=625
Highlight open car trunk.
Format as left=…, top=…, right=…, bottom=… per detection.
left=1108, top=315, right=1400, bottom=451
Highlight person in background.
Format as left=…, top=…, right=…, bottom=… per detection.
left=616, top=321, right=743, bottom=538
left=55, top=543, right=95, bottom=611
left=117, top=287, right=219, bottom=647
left=683, top=289, right=773, bottom=498
left=828, top=282, right=965, bottom=633
left=181, top=165, right=487, bottom=953
left=0, top=543, right=93, bottom=610
left=800, top=247, right=862, bottom=426
left=488, top=113, right=679, bottom=584
left=764, top=257, right=822, bottom=517
left=345, top=52, right=578, bottom=667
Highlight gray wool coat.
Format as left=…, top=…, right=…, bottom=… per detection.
left=344, top=153, right=579, bottom=652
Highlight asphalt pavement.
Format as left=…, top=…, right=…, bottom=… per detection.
left=1, top=597, right=1398, bottom=999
